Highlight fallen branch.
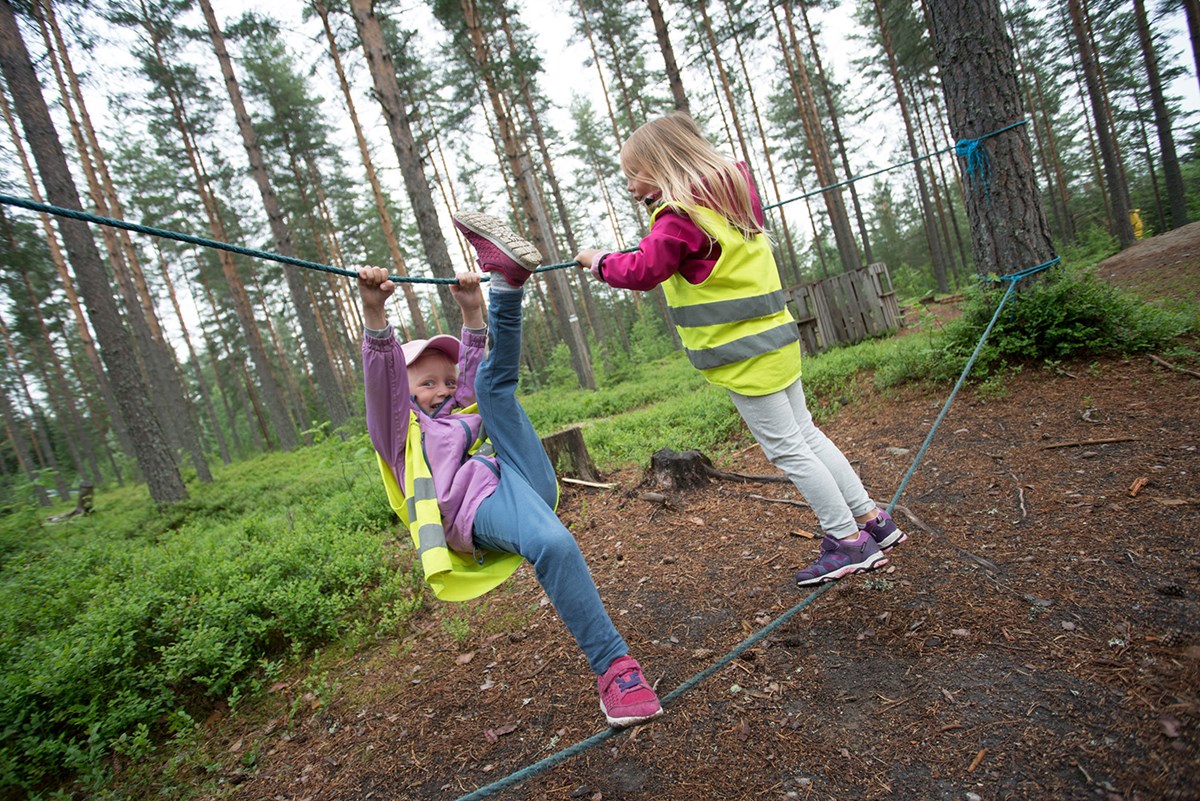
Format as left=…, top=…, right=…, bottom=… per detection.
left=703, top=465, right=790, bottom=484
left=1149, top=353, right=1200, bottom=380
left=1039, top=436, right=1138, bottom=450
left=747, top=493, right=809, bottom=508
left=560, top=477, right=617, bottom=490
left=892, top=504, right=1003, bottom=575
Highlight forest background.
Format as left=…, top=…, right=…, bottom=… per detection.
left=0, top=0, right=1198, bottom=797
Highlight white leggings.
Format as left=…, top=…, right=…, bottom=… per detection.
left=729, top=378, right=875, bottom=539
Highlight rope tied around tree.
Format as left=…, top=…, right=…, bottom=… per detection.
left=954, top=118, right=1030, bottom=203
left=0, top=120, right=1032, bottom=286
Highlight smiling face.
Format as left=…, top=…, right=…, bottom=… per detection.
left=620, top=152, right=660, bottom=205
left=407, top=350, right=458, bottom=415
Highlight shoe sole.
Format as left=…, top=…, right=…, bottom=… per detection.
left=795, top=552, right=888, bottom=587
left=601, top=703, right=664, bottom=728
left=452, top=211, right=543, bottom=271
left=875, top=530, right=908, bottom=551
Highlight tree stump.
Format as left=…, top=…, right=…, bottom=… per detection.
left=540, top=426, right=600, bottom=482
left=47, top=482, right=94, bottom=523
left=650, top=448, right=714, bottom=491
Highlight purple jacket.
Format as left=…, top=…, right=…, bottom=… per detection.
left=363, top=326, right=500, bottom=553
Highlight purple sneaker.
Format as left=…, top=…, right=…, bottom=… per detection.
left=451, top=211, right=542, bottom=286
left=597, top=655, right=663, bottom=728
left=794, top=530, right=887, bottom=587
left=861, top=508, right=906, bottom=552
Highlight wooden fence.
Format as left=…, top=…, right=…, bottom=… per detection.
left=785, top=262, right=902, bottom=354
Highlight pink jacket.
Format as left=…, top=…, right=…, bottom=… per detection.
left=363, top=326, right=499, bottom=553
left=595, top=162, right=766, bottom=289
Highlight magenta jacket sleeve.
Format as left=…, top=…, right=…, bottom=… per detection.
left=595, top=210, right=715, bottom=291
left=454, top=326, right=488, bottom=407
left=363, top=329, right=410, bottom=472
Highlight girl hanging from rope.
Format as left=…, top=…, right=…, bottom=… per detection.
left=359, top=213, right=662, bottom=728
left=575, top=111, right=905, bottom=587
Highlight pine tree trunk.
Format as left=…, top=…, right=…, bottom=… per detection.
left=199, top=0, right=350, bottom=432
left=156, top=250, right=231, bottom=464
left=0, top=387, right=50, bottom=506
left=781, top=1, right=862, bottom=273
left=0, top=83, right=131, bottom=473
left=1185, top=0, right=1200, bottom=97
left=1067, top=0, right=1134, bottom=247
left=648, top=0, right=688, bottom=112
left=873, top=0, right=950, bottom=290
left=697, top=0, right=754, bottom=168
left=0, top=0, right=186, bottom=503
left=0, top=308, right=71, bottom=499
left=314, top=0, right=427, bottom=338
left=797, top=0, right=874, bottom=266
left=1133, top=0, right=1189, bottom=229
left=348, top=0, right=462, bottom=332
left=459, top=0, right=595, bottom=389
left=726, top=3, right=801, bottom=283
left=926, top=0, right=1056, bottom=279
left=141, top=14, right=297, bottom=453
left=36, top=0, right=215, bottom=482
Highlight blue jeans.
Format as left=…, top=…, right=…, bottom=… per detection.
left=471, top=287, right=627, bottom=675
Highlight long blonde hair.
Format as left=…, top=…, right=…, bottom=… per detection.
left=620, top=112, right=763, bottom=238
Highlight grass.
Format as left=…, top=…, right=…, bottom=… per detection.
left=2, top=259, right=1196, bottom=800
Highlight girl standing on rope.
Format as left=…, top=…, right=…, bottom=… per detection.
left=575, top=111, right=905, bottom=587
left=359, top=212, right=662, bottom=728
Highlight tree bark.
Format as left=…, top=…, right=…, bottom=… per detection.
left=1132, top=0, right=1189, bottom=229
left=199, top=0, right=350, bottom=432
left=781, top=1, right=863, bottom=273
left=928, top=0, right=1056, bottom=274
left=1066, top=0, right=1135, bottom=248
left=0, top=0, right=186, bottom=503
left=459, top=0, right=596, bottom=389
left=313, top=0, right=426, bottom=339
left=648, top=0, right=688, bottom=112
left=348, top=0, right=462, bottom=332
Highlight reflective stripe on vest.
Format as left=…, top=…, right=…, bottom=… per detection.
left=653, top=202, right=801, bottom=391
left=376, top=405, right=521, bottom=602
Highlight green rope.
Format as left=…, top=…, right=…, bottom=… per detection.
left=0, top=120, right=1029, bottom=285
left=0, top=193, right=520, bottom=285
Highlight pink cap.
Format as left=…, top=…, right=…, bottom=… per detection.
left=400, top=334, right=461, bottom=367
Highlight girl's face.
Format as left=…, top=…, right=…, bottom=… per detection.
left=407, top=351, right=457, bottom=415
left=621, top=156, right=660, bottom=204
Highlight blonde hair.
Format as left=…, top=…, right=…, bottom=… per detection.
left=620, top=112, right=763, bottom=238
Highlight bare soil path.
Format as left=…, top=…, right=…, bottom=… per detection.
left=187, top=225, right=1200, bottom=801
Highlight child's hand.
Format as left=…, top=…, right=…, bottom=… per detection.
left=357, top=266, right=393, bottom=330
left=575, top=249, right=601, bottom=270
left=574, top=249, right=608, bottom=282
left=451, top=271, right=485, bottom=328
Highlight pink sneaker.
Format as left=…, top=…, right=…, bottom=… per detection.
left=451, top=211, right=542, bottom=286
left=597, top=655, right=663, bottom=728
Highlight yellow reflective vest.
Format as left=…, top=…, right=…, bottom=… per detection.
left=376, top=405, right=522, bottom=602
left=653, top=202, right=802, bottom=395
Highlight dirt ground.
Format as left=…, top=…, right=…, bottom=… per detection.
left=187, top=224, right=1199, bottom=801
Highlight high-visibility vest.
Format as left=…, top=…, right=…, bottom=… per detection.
left=653, top=202, right=801, bottom=395
left=376, top=404, right=522, bottom=602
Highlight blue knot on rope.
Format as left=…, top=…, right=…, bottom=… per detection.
left=955, top=137, right=992, bottom=189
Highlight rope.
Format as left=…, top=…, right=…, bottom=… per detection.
left=764, top=119, right=1027, bottom=212
left=453, top=581, right=837, bottom=801
left=450, top=252, right=1058, bottom=801
left=0, top=193, right=530, bottom=285
left=886, top=256, right=1060, bottom=513
left=2, top=117, right=1047, bottom=799
left=0, top=120, right=1029, bottom=285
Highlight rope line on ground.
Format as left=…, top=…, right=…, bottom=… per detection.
left=451, top=251, right=1058, bottom=801
left=1, top=117, right=1046, bottom=801
left=0, top=120, right=1028, bottom=285
left=886, top=256, right=1060, bottom=514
